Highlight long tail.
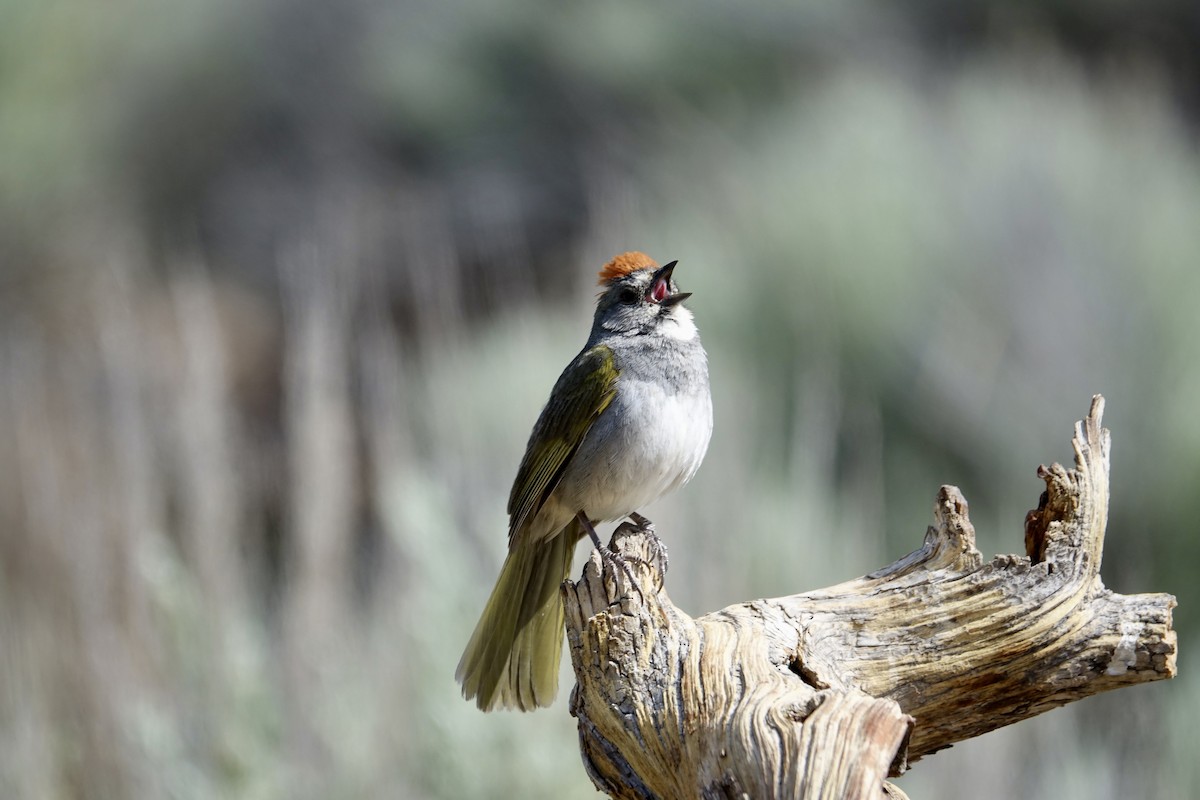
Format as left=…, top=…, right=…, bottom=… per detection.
left=456, top=523, right=578, bottom=711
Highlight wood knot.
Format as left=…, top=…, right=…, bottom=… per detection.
left=930, top=486, right=982, bottom=571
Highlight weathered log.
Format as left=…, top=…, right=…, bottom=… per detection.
left=562, top=395, right=1176, bottom=799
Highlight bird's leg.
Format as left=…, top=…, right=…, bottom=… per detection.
left=577, top=512, right=606, bottom=551
left=576, top=511, right=645, bottom=600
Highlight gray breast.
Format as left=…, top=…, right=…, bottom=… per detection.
left=556, top=335, right=712, bottom=522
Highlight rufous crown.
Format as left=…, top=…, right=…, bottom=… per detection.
left=597, top=251, right=658, bottom=285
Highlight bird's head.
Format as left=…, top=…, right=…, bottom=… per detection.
left=593, top=252, right=696, bottom=340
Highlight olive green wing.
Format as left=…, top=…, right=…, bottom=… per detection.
left=507, top=344, right=619, bottom=543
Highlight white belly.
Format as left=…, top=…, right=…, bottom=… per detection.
left=552, top=375, right=713, bottom=524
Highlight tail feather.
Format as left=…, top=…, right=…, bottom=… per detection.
left=456, top=524, right=577, bottom=711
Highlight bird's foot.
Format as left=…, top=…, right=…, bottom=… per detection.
left=618, top=512, right=665, bottom=592
left=611, top=551, right=649, bottom=603
left=629, top=511, right=654, bottom=532
left=624, top=513, right=672, bottom=587
left=577, top=511, right=648, bottom=602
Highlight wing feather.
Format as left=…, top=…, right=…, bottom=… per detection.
left=506, top=344, right=619, bottom=542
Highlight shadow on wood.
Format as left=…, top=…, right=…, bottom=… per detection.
left=562, top=395, right=1177, bottom=799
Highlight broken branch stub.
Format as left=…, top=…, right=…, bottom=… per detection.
left=562, top=395, right=1176, bottom=799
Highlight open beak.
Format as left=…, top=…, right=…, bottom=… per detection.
left=653, top=261, right=692, bottom=306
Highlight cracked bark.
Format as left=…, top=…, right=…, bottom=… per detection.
left=562, top=396, right=1177, bottom=799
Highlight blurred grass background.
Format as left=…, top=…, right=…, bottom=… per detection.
left=1, top=1, right=1197, bottom=798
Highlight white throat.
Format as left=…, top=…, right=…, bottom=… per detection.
left=661, top=305, right=698, bottom=341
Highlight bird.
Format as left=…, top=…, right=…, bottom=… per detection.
left=456, top=251, right=713, bottom=711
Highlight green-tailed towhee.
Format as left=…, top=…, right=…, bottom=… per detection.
left=456, top=251, right=713, bottom=711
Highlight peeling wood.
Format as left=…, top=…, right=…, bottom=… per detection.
left=563, top=396, right=1177, bottom=799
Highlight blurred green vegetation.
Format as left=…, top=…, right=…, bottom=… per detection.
left=1, top=1, right=1197, bottom=798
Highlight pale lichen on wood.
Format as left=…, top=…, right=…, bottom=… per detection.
left=562, top=395, right=1176, bottom=799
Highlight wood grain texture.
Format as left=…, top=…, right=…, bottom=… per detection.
left=562, top=396, right=1176, bottom=799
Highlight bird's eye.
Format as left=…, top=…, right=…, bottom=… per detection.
left=618, top=287, right=639, bottom=305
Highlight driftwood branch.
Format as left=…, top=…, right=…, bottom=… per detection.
left=562, top=395, right=1177, bottom=799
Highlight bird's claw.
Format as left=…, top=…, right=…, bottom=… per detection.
left=604, top=548, right=647, bottom=603
left=629, top=511, right=654, bottom=532
left=578, top=510, right=661, bottom=602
